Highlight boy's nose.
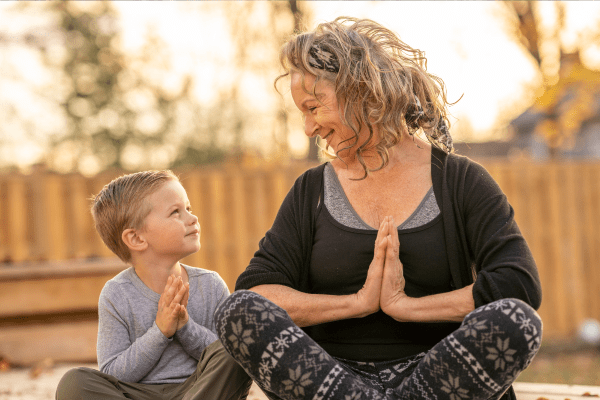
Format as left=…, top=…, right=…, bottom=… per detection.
left=187, top=211, right=199, bottom=225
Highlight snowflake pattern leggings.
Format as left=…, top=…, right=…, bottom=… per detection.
left=215, top=291, right=542, bottom=400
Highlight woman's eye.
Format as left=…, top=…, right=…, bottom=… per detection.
left=308, top=107, right=317, bottom=112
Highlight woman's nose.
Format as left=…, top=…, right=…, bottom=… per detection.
left=304, top=115, right=319, bottom=138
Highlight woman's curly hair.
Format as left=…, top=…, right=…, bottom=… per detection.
left=276, top=17, right=454, bottom=179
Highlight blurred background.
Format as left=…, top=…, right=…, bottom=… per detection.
left=1, top=0, right=599, bottom=385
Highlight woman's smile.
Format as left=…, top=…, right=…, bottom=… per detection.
left=290, top=72, right=354, bottom=155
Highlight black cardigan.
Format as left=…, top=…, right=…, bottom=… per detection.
left=236, top=147, right=542, bottom=400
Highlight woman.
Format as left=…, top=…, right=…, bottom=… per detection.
left=216, top=17, right=542, bottom=400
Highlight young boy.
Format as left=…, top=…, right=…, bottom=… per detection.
left=56, top=170, right=251, bottom=400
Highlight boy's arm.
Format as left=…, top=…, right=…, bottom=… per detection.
left=97, top=283, right=171, bottom=383
left=174, top=272, right=229, bottom=359
left=174, top=317, right=218, bottom=360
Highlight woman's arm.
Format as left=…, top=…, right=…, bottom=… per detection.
left=381, top=285, right=475, bottom=323
left=251, top=217, right=392, bottom=327
left=379, top=216, right=475, bottom=322
left=250, top=285, right=368, bottom=327
left=457, top=158, right=541, bottom=309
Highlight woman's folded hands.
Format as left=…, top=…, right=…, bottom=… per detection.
left=356, top=216, right=475, bottom=323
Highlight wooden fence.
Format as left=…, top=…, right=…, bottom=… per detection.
left=1, top=160, right=599, bottom=348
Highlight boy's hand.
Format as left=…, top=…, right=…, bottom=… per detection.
left=156, top=275, right=186, bottom=338
left=176, top=282, right=190, bottom=331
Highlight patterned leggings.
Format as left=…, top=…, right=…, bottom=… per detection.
left=215, top=291, right=542, bottom=400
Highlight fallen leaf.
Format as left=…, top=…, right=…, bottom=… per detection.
left=29, top=357, right=54, bottom=379
left=0, top=358, right=10, bottom=372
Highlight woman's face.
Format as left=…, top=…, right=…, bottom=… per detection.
left=290, top=71, right=355, bottom=155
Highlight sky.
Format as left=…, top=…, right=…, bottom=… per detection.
left=1, top=1, right=600, bottom=169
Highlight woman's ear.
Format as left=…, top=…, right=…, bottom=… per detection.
left=122, top=228, right=147, bottom=253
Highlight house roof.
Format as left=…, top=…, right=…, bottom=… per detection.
left=509, top=60, right=600, bottom=141
left=453, top=141, right=514, bottom=159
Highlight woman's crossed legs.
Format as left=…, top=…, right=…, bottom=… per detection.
left=215, top=291, right=542, bottom=400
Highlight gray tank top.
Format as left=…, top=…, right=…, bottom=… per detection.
left=323, top=163, right=440, bottom=230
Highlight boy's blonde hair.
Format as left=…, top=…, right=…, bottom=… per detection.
left=91, top=170, right=179, bottom=263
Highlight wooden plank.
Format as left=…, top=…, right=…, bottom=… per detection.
left=69, top=175, right=94, bottom=258
left=580, top=164, right=597, bottom=322
left=0, top=274, right=114, bottom=318
left=272, top=169, right=289, bottom=210
left=29, top=172, right=48, bottom=261
left=527, top=164, right=554, bottom=336
left=0, top=320, right=98, bottom=365
left=511, top=162, right=531, bottom=241
left=547, top=163, right=570, bottom=337
left=563, top=163, right=586, bottom=334
left=0, top=179, right=8, bottom=262
left=513, top=382, right=600, bottom=400
left=0, top=258, right=126, bottom=281
left=6, top=176, right=28, bottom=262
left=0, top=259, right=126, bottom=318
left=45, top=174, right=68, bottom=261
left=231, top=171, right=250, bottom=288
left=586, top=164, right=600, bottom=320
left=251, top=172, right=270, bottom=249
left=207, top=171, right=231, bottom=288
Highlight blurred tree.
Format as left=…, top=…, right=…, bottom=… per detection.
left=217, top=0, right=314, bottom=163
left=0, top=1, right=317, bottom=173
left=1, top=1, right=227, bottom=174
left=49, top=1, right=229, bottom=173
left=504, top=1, right=600, bottom=156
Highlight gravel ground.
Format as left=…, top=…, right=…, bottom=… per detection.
left=0, top=364, right=269, bottom=400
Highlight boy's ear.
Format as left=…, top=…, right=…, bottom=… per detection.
left=122, top=228, right=147, bottom=253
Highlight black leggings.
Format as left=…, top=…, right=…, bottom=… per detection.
left=215, top=291, right=542, bottom=400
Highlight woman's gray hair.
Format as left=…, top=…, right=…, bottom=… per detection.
left=276, top=17, right=454, bottom=179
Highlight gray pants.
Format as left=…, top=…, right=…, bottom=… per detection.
left=55, top=340, right=251, bottom=400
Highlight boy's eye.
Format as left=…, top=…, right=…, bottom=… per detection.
left=171, top=209, right=179, bottom=215
left=186, top=207, right=193, bottom=213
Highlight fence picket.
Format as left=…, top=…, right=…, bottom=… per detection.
left=7, top=176, right=28, bottom=262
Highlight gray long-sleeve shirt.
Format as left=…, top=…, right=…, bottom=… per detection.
left=97, top=264, right=229, bottom=384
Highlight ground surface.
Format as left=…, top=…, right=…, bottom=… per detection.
left=1, top=348, right=599, bottom=400
left=0, top=363, right=269, bottom=400
left=516, top=347, right=600, bottom=386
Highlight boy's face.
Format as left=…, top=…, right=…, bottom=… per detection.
left=138, top=180, right=200, bottom=262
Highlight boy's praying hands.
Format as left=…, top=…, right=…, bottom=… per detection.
left=156, top=275, right=189, bottom=338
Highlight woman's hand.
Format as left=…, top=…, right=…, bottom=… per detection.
left=353, top=217, right=390, bottom=318
left=380, top=216, right=409, bottom=317
left=378, top=216, right=475, bottom=322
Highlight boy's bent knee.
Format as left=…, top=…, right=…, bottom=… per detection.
left=55, top=367, right=95, bottom=399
